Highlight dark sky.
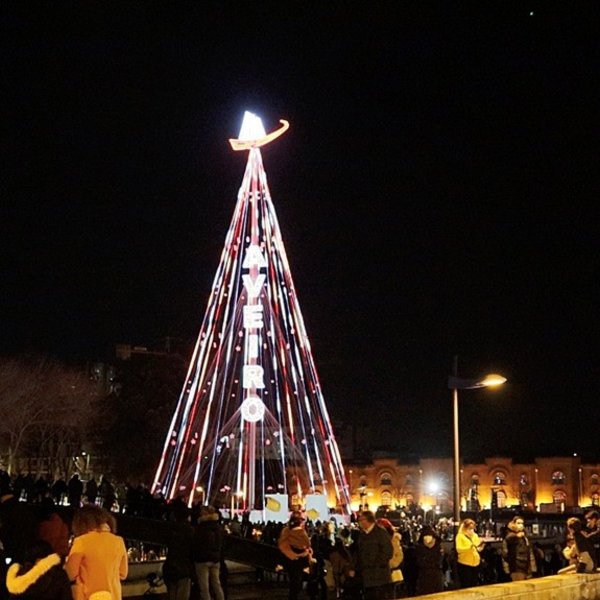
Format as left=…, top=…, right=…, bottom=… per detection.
left=2, top=4, right=598, bottom=460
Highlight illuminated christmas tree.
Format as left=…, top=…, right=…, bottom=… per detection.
left=152, top=113, right=350, bottom=516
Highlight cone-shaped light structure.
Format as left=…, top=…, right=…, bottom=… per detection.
left=153, top=115, right=351, bottom=516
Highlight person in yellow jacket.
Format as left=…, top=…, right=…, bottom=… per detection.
left=455, top=518, right=485, bottom=589
left=65, top=506, right=128, bottom=600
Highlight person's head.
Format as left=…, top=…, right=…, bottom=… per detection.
left=508, top=516, right=525, bottom=533
left=40, top=496, right=57, bottom=520
left=289, top=514, right=305, bottom=529
left=21, top=540, right=54, bottom=571
left=199, top=505, right=219, bottom=522
left=459, top=518, right=476, bottom=535
left=420, top=525, right=436, bottom=547
left=358, top=510, right=376, bottom=531
left=567, top=517, right=582, bottom=533
left=585, top=510, right=599, bottom=529
left=72, top=505, right=116, bottom=536
left=376, top=518, right=394, bottom=536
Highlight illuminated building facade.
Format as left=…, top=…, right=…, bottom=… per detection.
left=344, top=455, right=600, bottom=513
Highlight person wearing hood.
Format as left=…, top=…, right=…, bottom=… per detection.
left=415, top=526, right=444, bottom=596
left=192, top=506, right=225, bottom=600
left=501, top=516, right=536, bottom=581
left=6, top=540, right=71, bottom=600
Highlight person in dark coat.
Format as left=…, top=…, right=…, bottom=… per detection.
left=84, top=479, right=98, bottom=505
left=67, top=475, right=83, bottom=508
left=350, top=511, right=392, bottom=600
left=566, top=517, right=597, bottom=573
left=584, top=510, right=600, bottom=567
left=501, top=516, right=536, bottom=581
left=163, top=506, right=194, bottom=600
left=192, top=506, right=225, bottom=600
left=415, top=526, right=444, bottom=596
left=0, top=489, right=38, bottom=564
left=6, top=540, right=71, bottom=600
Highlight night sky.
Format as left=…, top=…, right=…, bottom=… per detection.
left=2, top=5, right=598, bottom=460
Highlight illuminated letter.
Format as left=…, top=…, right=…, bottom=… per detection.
left=241, top=396, right=265, bottom=422
left=248, top=334, right=259, bottom=359
left=243, top=305, right=264, bottom=329
left=242, top=273, right=265, bottom=298
left=242, top=245, right=267, bottom=269
left=243, top=365, right=265, bottom=389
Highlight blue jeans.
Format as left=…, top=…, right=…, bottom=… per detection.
left=194, top=562, right=225, bottom=600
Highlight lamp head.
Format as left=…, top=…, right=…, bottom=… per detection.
left=448, top=373, right=507, bottom=390
left=480, top=374, right=507, bottom=387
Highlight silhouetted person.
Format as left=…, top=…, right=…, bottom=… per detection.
left=67, top=474, right=83, bottom=508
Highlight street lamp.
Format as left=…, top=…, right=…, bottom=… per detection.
left=448, top=360, right=506, bottom=534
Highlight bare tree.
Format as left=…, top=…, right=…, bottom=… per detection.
left=0, top=356, right=101, bottom=477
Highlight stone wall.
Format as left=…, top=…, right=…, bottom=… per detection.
left=412, top=573, right=600, bottom=599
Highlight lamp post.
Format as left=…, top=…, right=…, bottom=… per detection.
left=448, top=358, right=506, bottom=534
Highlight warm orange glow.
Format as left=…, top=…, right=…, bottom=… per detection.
left=229, top=119, right=290, bottom=151
left=481, top=373, right=507, bottom=387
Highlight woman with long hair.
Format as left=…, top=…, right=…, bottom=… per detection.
left=64, top=506, right=128, bottom=600
left=455, top=518, right=484, bottom=589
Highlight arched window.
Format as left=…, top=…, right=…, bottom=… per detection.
left=496, top=489, right=507, bottom=508
left=493, top=471, right=506, bottom=485
left=380, top=472, right=393, bottom=486
left=553, top=490, right=567, bottom=503
left=552, top=471, right=567, bottom=485
left=471, top=473, right=480, bottom=484
left=381, top=490, right=392, bottom=506
left=405, top=474, right=414, bottom=486
left=520, top=473, right=529, bottom=486
left=591, top=474, right=599, bottom=486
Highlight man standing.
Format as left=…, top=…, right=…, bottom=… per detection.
left=584, top=510, right=600, bottom=567
left=502, top=516, right=536, bottom=581
left=193, top=505, right=225, bottom=600
left=350, top=511, right=392, bottom=600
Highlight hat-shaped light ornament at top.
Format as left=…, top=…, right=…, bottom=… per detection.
left=229, top=110, right=289, bottom=151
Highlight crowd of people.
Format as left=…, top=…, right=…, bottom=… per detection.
left=1, top=469, right=600, bottom=600
left=0, top=499, right=128, bottom=600
left=266, top=509, right=600, bottom=599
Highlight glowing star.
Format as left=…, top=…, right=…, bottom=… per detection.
left=229, top=111, right=289, bottom=151
left=238, top=111, right=266, bottom=140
